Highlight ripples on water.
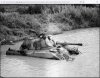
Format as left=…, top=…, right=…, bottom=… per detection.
left=1, top=28, right=99, bottom=77
left=1, top=54, right=70, bottom=77
left=1, top=42, right=75, bottom=77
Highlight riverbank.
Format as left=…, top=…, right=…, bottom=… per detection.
left=0, top=4, right=99, bottom=41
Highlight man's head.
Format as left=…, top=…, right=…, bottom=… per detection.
left=39, top=33, right=46, bottom=39
left=56, top=44, right=65, bottom=51
left=45, top=35, right=57, bottom=47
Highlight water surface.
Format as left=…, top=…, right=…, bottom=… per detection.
left=1, top=28, right=99, bottom=77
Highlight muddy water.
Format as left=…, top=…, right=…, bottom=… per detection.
left=1, top=28, right=99, bottom=77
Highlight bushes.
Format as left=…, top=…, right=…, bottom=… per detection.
left=0, top=7, right=5, bottom=13
left=0, top=5, right=99, bottom=40
left=0, top=12, right=41, bottom=29
left=46, top=23, right=62, bottom=35
left=0, top=12, right=41, bottom=40
left=27, top=5, right=43, bottom=14
left=6, top=5, right=99, bottom=29
left=44, top=5, right=99, bottom=29
left=17, top=5, right=43, bottom=14
left=58, top=23, right=72, bottom=31
left=17, top=8, right=27, bottom=14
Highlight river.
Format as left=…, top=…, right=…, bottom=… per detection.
left=0, top=27, right=99, bottom=77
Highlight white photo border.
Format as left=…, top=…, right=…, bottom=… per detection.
left=0, top=0, right=100, bottom=4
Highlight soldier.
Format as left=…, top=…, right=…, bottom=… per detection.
left=20, top=37, right=35, bottom=55
left=56, top=44, right=75, bottom=61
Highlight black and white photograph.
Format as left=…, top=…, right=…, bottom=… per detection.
left=0, top=0, right=100, bottom=77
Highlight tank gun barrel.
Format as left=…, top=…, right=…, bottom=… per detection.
left=56, top=42, right=83, bottom=46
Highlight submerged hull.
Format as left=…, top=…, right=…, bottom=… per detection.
left=6, top=49, right=60, bottom=60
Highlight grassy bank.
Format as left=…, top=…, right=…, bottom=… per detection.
left=0, top=4, right=99, bottom=41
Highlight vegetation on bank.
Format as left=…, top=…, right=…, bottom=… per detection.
left=0, top=4, right=99, bottom=41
